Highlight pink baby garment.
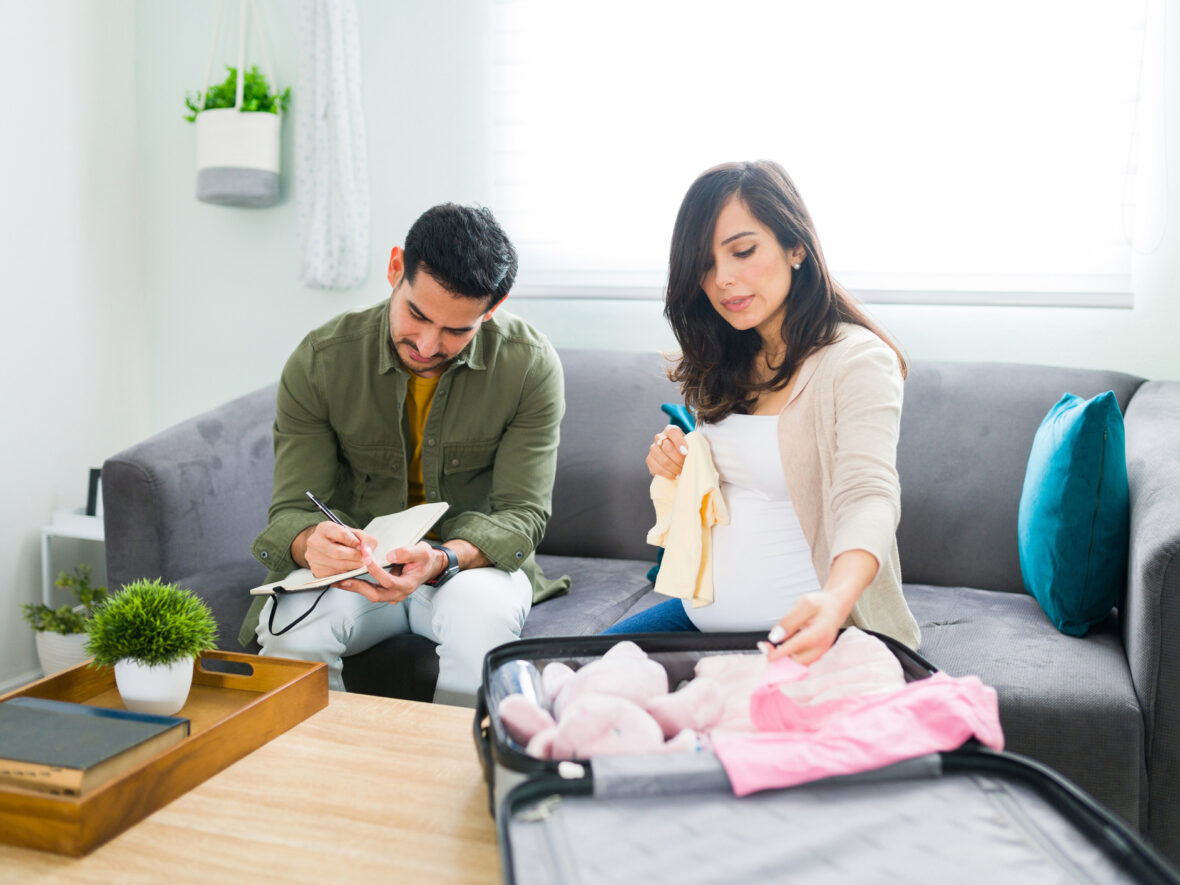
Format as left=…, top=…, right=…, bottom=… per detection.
left=713, top=649, right=1003, bottom=796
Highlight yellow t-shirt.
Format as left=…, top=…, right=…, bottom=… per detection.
left=405, top=374, right=440, bottom=508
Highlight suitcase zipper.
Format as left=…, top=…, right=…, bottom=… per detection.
left=980, top=778, right=1094, bottom=883
left=516, top=795, right=581, bottom=885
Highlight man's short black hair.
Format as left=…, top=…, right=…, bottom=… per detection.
left=403, top=203, right=518, bottom=306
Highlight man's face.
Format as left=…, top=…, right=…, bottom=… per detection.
left=387, top=247, right=496, bottom=378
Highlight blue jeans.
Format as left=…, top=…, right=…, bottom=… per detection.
left=601, top=599, right=700, bottom=634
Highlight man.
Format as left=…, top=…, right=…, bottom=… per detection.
left=240, top=203, right=568, bottom=705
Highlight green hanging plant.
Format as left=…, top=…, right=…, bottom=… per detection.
left=86, top=579, right=219, bottom=667
left=184, top=65, right=291, bottom=122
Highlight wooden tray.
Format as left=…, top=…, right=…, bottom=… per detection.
left=0, top=651, right=328, bottom=856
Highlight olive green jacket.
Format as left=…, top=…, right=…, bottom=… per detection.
left=239, top=301, right=569, bottom=647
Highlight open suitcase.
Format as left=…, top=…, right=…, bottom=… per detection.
left=474, top=632, right=1179, bottom=884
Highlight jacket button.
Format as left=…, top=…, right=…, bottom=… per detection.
left=260, top=551, right=268, bottom=559
left=427, top=438, right=436, bottom=447
left=515, top=551, right=523, bottom=559
left=451, top=458, right=460, bottom=467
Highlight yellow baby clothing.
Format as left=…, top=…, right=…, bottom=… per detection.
left=647, top=431, right=729, bottom=607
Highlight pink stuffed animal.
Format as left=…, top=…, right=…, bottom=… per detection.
left=526, top=726, right=558, bottom=759
left=552, top=641, right=669, bottom=718
left=551, top=693, right=667, bottom=759
left=541, top=661, right=575, bottom=707
left=645, top=676, right=724, bottom=739
left=499, top=641, right=725, bottom=760
left=498, top=693, right=557, bottom=745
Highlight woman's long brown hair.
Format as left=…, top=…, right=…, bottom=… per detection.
left=665, top=160, right=906, bottom=423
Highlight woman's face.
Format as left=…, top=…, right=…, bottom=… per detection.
left=700, top=196, right=805, bottom=345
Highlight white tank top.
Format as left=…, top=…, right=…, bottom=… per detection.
left=685, top=413, right=821, bottom=631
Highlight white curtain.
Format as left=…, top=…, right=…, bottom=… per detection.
left=296, top=0, right=370, bottom=289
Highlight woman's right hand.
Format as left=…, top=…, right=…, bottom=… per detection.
left=646, top=425, right=689, bottom=479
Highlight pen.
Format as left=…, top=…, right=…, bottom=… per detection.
left=305, top=490, right=377, bottom=564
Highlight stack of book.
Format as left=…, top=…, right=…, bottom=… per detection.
left=0, top=696, right=190, bottom=797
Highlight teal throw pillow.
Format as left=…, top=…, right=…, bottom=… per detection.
left=1017, top=390, right=1129, bottom=636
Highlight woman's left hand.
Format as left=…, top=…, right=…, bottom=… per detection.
left=764, top=591, right=851, bottom=665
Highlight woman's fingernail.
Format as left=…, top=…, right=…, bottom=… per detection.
left=768, top=625, right=787, bottom=644
left=679, top=446, right=688, bottom=455
left=756, top=641, right=772, bottom=654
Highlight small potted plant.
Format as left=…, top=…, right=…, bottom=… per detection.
left=22, top=565, right=107, bottom=675
left=184, top=64, right=290, bottom=208
left=86, top=579, right=219, bottom=716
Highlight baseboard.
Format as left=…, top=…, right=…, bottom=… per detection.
left=0, top=668, right=44, bottom=694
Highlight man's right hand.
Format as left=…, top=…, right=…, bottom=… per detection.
left=292, top=522, right=381, bottom=578
left=646, top=424, right=689, bottom=480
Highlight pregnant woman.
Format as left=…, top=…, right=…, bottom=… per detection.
left=605, top=159, right=920, bottom=665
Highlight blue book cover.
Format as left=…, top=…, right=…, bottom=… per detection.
left=0, top=696, right=190, bottom=795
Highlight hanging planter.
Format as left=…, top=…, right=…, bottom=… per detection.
left=185, top=0, right=289, bottom=208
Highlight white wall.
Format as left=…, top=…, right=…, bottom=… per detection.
left=0, top=0, right=148, bottom=689
left=134, top=0, right=495, bottom=431
left=133, top=0, right=1180, bottom=423
left=1, top=0, right=1177, bottom=688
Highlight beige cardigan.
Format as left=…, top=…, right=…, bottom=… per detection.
left=777, top=324, right=920, bottom=649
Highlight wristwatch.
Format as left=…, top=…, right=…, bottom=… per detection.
left=427, top=543, right=460, bottom=588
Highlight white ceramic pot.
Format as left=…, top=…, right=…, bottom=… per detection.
left=195, top=107, right=281, bottom=207
left=34, top=631, right=90, bottom=675
left=114, top=658, right=195, bottom=717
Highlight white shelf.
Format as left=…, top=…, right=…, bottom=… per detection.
left=41, top=507, right=106, bottom=605
left=48, top=507, right=105, bottom=542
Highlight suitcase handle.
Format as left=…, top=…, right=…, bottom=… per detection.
left=472, top=685, right=495, bottom=780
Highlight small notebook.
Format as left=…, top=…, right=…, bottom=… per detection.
left=0, top=696, right=190, bottom=796
left=249, top=501, right=450, bottom=595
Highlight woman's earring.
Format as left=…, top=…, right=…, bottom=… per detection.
left=792, top=262, right=802, bottom=270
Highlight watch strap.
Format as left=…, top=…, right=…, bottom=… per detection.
left=427, top=543, right=460, bottom=588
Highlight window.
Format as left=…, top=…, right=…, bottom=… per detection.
left=494, top=1, right=1155, bottom=305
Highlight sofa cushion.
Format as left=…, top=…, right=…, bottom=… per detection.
left=1017, top=391, right=1130, bottom=636
left=526, top=555, right=654, bottom=637
left=173, top=559, right=268, bottom=653
left=540, top=350, right=681, bottom=562
left=904, top=583, right=1143, bottom=827
left=895, top=363, right=1142, bottom=595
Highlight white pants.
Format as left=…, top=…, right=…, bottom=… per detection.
left=256, top=567, right=532, bottom=706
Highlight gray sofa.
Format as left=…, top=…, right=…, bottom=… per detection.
left=102, top=349, right=1180, bottom=861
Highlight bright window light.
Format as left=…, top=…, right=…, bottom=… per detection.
left=493, top=0, right=1151, bottom=305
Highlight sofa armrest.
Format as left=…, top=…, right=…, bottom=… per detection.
left=102, top=384, right=278, bottom=593
left=1123, top=380, right=1180, bottom=844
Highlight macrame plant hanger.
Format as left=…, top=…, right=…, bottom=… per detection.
left=194, top=0, right=284, bottom=208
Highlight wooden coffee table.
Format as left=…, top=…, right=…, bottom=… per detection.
left=0, top=693, right=500, bottom=883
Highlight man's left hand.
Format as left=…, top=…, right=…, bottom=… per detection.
left=336, top=541, right=445, bottom=604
